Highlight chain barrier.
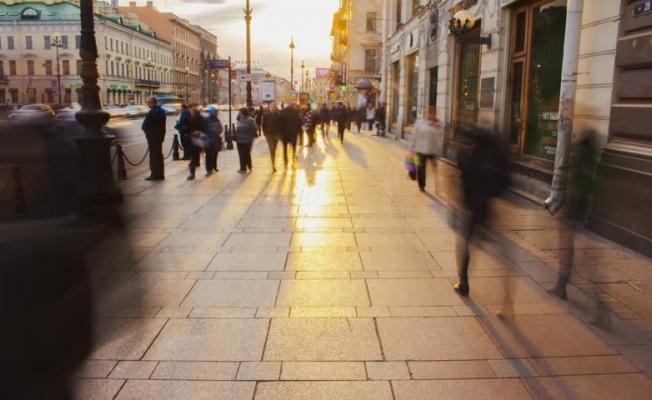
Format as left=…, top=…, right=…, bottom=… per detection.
left=122, top=147, right=150, bottom=167
left=163, top=140, right=175, bottom=160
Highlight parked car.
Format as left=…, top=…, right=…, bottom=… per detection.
left=123, top=105, right=149, bottom=118
left=8, top=104, right=56, bottom=122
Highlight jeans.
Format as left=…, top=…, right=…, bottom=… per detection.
left=147, top=138, right=164, bottom=178
left=457, top=190, right=489, bottom=287
left=180, top=134, right=191, bottom=159
left=237, top=142, right=253, bottom=171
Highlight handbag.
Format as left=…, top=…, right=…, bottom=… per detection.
left=405, top=151, right=418, bottom=181
left=190, top=131, right=207, bottom=148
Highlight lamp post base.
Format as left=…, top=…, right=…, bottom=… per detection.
left=74, top=134, right=123, bottom=205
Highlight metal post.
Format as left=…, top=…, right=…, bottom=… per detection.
left=228, top=56, right=232, bottom=134
left=289, top=37, right=295, bottom=92
left=544, top=0, right=584, bottom=215
left=53, top=34, right=63, bottom=106
left=74, top=0, right=123, bottom=204
left=245, top=0, right=253, bottom=108
left=116, top=143, right=127, bottom=180
left=172, top=134, right=180, bottom=161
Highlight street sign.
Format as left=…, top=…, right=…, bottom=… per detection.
left=205, top=59, right=230, bottom=69
left=239, top=74, right=265, bottom=82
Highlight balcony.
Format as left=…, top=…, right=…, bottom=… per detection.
left=0, top=75, right=8, bottom=85
left=135, top=79, right=160, bottom=89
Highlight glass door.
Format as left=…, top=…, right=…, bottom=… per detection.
left=454, top=28, right=481, bottom=139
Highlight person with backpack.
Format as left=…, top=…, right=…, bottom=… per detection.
left=204, top=106, right=223, bottom=176
left=454, top=129, right=510, bottom=297
left=235, top=107, right=257, bottom=173
left=303, top=106, right=319, bottom=147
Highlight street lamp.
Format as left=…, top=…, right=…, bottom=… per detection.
left=244, top=0, right=253, bottom=108
left=74, top=0, right=123, bottom=204
left=51, top=32, right=63, bottom=105
left=305, top=70, right=310, bottom=96
left=185, top=66, right=189, bottom=102
left=144, top=58, right=153, bottom=98
left=289, top=37, right=295, bottom=92
left=300, top=60, right=305, bottom=92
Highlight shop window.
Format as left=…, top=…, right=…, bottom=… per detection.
left=454, top=28, right=481, bottom=139
left=406, top=53, right=419, bottom=125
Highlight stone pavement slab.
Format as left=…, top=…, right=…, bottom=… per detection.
left=254, top=381, right=393, bottom=400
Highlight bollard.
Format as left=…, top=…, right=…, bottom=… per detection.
left=116, top=143, right=127, bottom=180
left=227, top=124, right=235, bottom=150
left=172, top=134, right=180, bottom=161
left=12, top=165, right=27, bottom=215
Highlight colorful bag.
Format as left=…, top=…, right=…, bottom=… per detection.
left=405, top=152, right=419, bottom=181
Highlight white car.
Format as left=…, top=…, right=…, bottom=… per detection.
left=123, top=105, right=149, bottom=118
left=161, top=104, right=179, bottom=115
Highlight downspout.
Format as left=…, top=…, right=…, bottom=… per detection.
left=544, top=0, right=584, bottom=215
left=380, top=0, right=389, bottom=105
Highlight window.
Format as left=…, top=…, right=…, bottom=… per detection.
left=105, top=37, right=108, bottom=50
left=110, top=38, right=114, bottom=51
left=366, top=12, right=377, bottom=32
left=45, top=60, right=53, bottom=75
left=412, top=0, right=421, bottom=15
left=44, top=35, right=51, bottom=49
left=0, top=60, right=4, bottom=76
left=110, top=61, right=114, bottom=76
left=406, top=53, right=419, bottom=125
left=396, top=0, right=402, bottom=25
left=391, top=62, right=399, bottom=123
left=75, top=35, right=81, bottom=49
left=61, top=35, right=68, bottom=49
left=121, top=42, right=124, bottom=54
left=62, top=60, right=70, bottom=75
left=364, top=49, right=377, bottom=73
left=25, top=36, right=32, bottom=50
left=76, top=59, right=83, bottom=75
left=9, top=60, right=17, bottom=75
left=27, top=60, right=35, bottom=76
left=8, top=36, right=15, bottom=50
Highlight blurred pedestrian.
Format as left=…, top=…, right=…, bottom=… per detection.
left=142, top=96, right=166, bottom=181
left=235, top=107, right=257, bottom=173
left=319, top=102, right=331, bottom=138
left=346, top=104, right=353, bottom=131
left=186, top=104, right=208, bottom=180
left=376, top=102, right=386, bottom=136
left=279, top=102, right=302, bottom=169
left=175, top=103, right=192, bottom=160
left=365, top=103, right=376, bottom=131
left=255, top=105, right=264, bottom=137
left=262, top=100, right=281, bottom=172
left=334, top=102, right=349, bottom=144
left=454, top=129, right=510, bottom=296
left=409, top=106, right=444, bottom=192
left=304, top=106, right=319, bottom=147
left=547, top=130, right=610, bottom=329
left=356, top=106, right=365, bottom=133
left=298, top=105, right=307, bottom=146
left=204, top=106, right=223, bottom=176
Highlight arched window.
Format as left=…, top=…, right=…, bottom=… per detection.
left=21, top=7, right=40, bottom=20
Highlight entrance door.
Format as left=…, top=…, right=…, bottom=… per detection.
left=507, top=0, right=567, bottom=165
left=454, top=27, right=481, bottom=139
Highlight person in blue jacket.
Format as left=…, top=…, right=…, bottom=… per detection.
left=141, top=97, right=167, bottom=181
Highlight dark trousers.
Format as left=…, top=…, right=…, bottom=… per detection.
left=147, top=138, right=164, bottom=178
left=180, top=134, right=192, bottom=159
left=266, top=135, right=280, bottom=169
left=457, top=191, right=489, bottom=287
left=378, top=119, right=386, bottom=135
left=320, top=122, right=330, bottom=135
left=298, top=130, right=305, bottom=146
left=237, top=142, right=253, bottom=171
left=337, top=123, right=346, bottom=143
left=416, top=153, right=436, bottom=190
left=205, top=147, right=218, bottom=172
left=188, top=145, right=201, bottom=176
left=367, top=119, right=374, bottom=130
left=306, top=129, right=317, bottom=146
left=282, top=136, right=297, bottom=166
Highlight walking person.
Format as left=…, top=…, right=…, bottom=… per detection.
left=204, top=106, right=223, bottom=176
left=409, top=106, right=445, bottom=192
left=142, top=96, right=167, bottom=181
left=262, top=100, right=281, bottom=172
left=304, top=106, right=319, bottom=147
left=175, top=103, right=192, bottom=160
left=255, top=105, right=264, bottom=137
left=375, top=102, right=386, bottom=136
left=235, top=107, right=257, bottom=173
left=319, top=102, right=331, bottom=138
left=355, top=106, right=365, bottom=133
left=279, top=102, right=302, bottom=169
left=454, top=130, right=510, bottom=297
left=334, top=102, right=349, bottom=144
left=365, top=103, right=376, bottom=131
left=298, top=106, right=307, bottom=146
left=186, top=104, right=208, bottom=180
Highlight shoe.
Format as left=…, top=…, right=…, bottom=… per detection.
left=145, top=176, right=164, bottom=181
left=205, top=171, right=213, bottom=177
left=419, top=187, right=425, bottom=192
left=453, top=282, right=469, bottom=296
left=237, top=169, right=247, bottom=173
left=589, top=309, right=612, bottom=331
left=547, top=285, right=567, bottom=300
left=187, top=175, right=195, bottom=180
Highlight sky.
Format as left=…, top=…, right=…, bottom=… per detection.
left=119, top=0, right=340, bottom=82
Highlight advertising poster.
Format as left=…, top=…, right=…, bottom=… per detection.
left=261, top=81, right=276, bottom=102
left=315, top=68, right=329, bottom=77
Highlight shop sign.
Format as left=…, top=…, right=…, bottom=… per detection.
left=480, top=77, right=495, bottom=108
left=110, top=84, right=118, bottom=89
left=634, top=0, right=652, bottom=17
left=121, top=85, right=129, bottom=89
left=539, top=108, right=559, bottom=156
left=450, top=0, right=478, bottom=16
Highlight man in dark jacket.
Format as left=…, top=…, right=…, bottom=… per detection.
left=176, top=103, right=191, bottom=160
left=375, top=102, right=387, bottom=136
left=142, top=97, right=167, bottom=180
left=262, top=101, right=281, bottom=172
left=278, top=102, right=302, bottom=169
left=334, top=102, right=349, bottom=144
left=319, top=103, right=331, bottom=137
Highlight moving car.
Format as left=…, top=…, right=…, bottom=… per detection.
left=161, top=104, right=179, bottom=115
left=8, top=104, right=56, bottom=121
left=123, top=105, right=149, bottom=118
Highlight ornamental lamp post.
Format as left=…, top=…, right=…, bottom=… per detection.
left=244, top=0, right=253, bottom=108
left=289, top=37, right=295, bottom=92
left=51, top=32, right=63, bottom=106
left=300, top=60, right=305, bottom=92
left=185, top=66, right=189, bottom=102
left=74, top=0, right=123, bottom=204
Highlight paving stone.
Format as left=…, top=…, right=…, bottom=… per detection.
left=136, top=271, right=190, bottom=280
left=264, top=318, right=383, bottom=361
left=360, top=251, right=438, bottom=271
left=73, top=379, right=125, bottom=400
left=281, top=362, right=366, bottom=380
left=356, top=306, right=392, bottom=317
left=90, top=318, right=167, bottom=360
left=155, top=307, right=193, bottom=318
left=134, top=252, right=216, bottom=272
left=181, top=280, right=279, bottom=307
left=522, top=374, right=652, bottom=399
left=214, top=271, right=270, bottom=279
left=151, top=361, right=238, bottom=380
left=355, top=232, right=423, bottom=249
left=73, top=361, right=118, bottom=379
left=527, top=355, right=638, bottom=376
left=189, top=307, right=257, bottom=318
left=351, top=271, right=380, bottom=279
left=114, top=380, right=255, bottom=400
left=98, top=277, right=196, bottom=308
left=367, top=279, right=465, bottom=307
left=185, top=271, right=215, bottom=280
left=207, top=252, right=287, bottom=272
left=408, top=361, right=496, bottom=379
left=378, top=270, right=434, bottom=278
left=255, top=381, right=393, bottom=400
left=223, top=233, right=292, bottom=248
left=95, top=306, right=161, bottom=318
left=453, top=305, right=491, bottom=316
left=366, top=361, right=410, bottom=380
left=479, top=313, right=616, bottom=358
left=144, top=319, right=269, bottom=361
left=157, top=232, right=229, bottom=249
left=237, top=217, right=296, bottom=228
left=392, top=379, right=532, bottom=400
left=268, top=271, right=296, bottom=280
left=376, top=317, right=501, bottom=361
left=296, top=271, right=351, bottom=279
left=291, top=232, right=357, bottom=247
left=389, top=306, right=457, bottom=317
left=451, top=277, right=550, bottom=307
left=286, top=252, right=363, bottom=271
left=108, top=361, right=158, bottom=379
left=276, top=279, right=370, bottom=307
left=351, top=217, right=410, bottom=228
left=295, top=218, right=353, bottom=229
left=488, top=359, right=537, bottom=377
left=291, top=307, right=357, bottom=318
left=237, top=361, right=282, bottom=380
left=256, top=307, right=290, bottom=318
left=516, top=261, right=560, bottom=283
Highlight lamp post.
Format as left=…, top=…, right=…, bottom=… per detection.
left=300, top=60, right=305, bottom=92
left=74, top=0, right=123, bottom=204
left=244, top=0, right=253, bottom=108
left=51, top=32, right=63, bottom=106
left=289, top=37, right=295, bottom=92
left=144, top=58, right=153, bottom=99
left=305, top=70, right=310, bottom=97
left=185, top=66, right=189, bottom=102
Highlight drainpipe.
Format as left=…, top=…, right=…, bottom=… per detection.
left=380, top=0, right=389, bottom=105
left=544, top=0, right=584, bottom=215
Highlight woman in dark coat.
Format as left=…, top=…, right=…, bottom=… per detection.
left=186, top=105, right=208, bottom=180
left=235, top=107, right=257, bottom=173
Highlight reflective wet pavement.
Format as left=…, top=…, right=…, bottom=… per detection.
left=76, top=127, right=652, bottom=399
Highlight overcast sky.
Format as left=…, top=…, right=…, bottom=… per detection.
left=119, top=0, right=339, bottom=82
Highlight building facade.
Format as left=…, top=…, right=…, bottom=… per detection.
left=0, top=0, right=173, bottom=106
left=118, top=1, right=201, bottom=104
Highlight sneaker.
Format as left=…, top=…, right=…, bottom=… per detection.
left=237, top=169, right=247, bottom=173
left=145, top=176, right=164, bottom=181
left=205, top=171, right=213, bottom=177
left=187, top=175, right=195, bottom=181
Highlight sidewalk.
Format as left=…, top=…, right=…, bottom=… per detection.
left=76, top=127, right=652, bottom=399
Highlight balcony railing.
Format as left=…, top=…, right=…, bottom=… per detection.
left=134, top=79, right=160, bottom=89
left=0, top=75, right=8, bottom=85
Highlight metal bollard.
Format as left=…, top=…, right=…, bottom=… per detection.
left=227, top=124, right=235, bottom=150
left=116, top=143, right=127, bottom=180
left=172, top=134, right=180, bottom=161
left=12, top=165, right=27, bottom=215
